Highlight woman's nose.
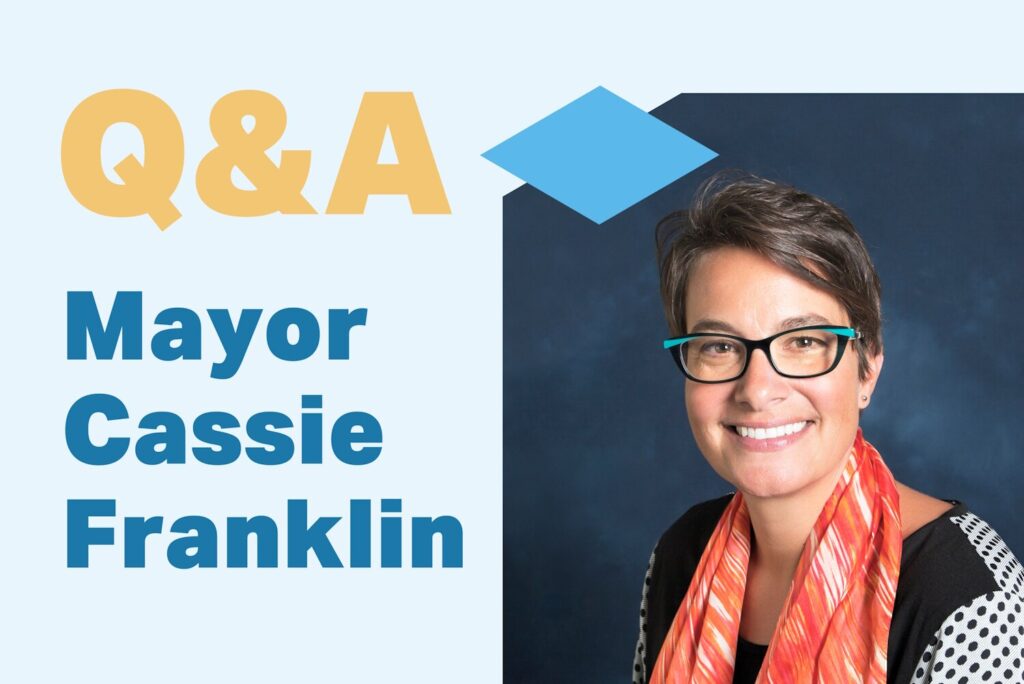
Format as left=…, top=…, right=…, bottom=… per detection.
left=732, top=349, right=789, bottom=410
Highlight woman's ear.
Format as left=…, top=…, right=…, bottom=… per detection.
left=858, top=352, right=884, bottom=409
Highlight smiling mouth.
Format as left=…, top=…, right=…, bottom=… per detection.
left=727, top=421, right=811, bottom=440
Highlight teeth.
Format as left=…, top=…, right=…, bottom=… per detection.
left=735, top=421, right=807, bottom=439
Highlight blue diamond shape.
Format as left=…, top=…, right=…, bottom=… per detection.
left=483, top=86, right=717, bottom=224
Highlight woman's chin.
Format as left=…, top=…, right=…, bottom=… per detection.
left=724, top=459, right=812, bottom=500
left=712, top=427, right=827, bottom=500
left=733, top=476, right=800, bottom=500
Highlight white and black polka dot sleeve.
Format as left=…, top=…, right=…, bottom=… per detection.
left=910, top=513, right=1024, bottom=683
left=909, top=592, right=1024, bottom=683
left=633, top=549, right=655, bottom=684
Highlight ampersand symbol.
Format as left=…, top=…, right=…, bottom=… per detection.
left=196, top=90, right=315, bottom=216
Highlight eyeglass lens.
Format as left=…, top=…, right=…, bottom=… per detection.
left=680, top=329, right=842, bottom=382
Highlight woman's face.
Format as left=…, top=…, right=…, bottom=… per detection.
left=683, top=247, right=883, bottom=501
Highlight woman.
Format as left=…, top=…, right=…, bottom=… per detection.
left=634, top=175, right=1024, bottom=683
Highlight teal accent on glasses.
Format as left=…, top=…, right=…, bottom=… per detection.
left=663, top=326, right=858, bottom=349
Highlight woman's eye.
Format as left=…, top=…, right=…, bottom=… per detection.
left=790, top=336, right=824, bottom=350
left=700, top=341, right=735, bottom=355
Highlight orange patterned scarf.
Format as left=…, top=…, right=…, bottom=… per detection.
left=650, top=429, right=902, bottom=683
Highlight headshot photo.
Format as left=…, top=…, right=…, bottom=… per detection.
left=503, top=95, right=1024, bottom=683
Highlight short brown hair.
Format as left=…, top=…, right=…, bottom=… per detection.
left=656, top=172, right=882, bottom=379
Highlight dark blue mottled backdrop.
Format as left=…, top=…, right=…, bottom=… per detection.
left=504, top=94, right=1024, bottom=682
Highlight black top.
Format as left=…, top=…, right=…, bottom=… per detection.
left=632, top=495, right=1024, bottom=684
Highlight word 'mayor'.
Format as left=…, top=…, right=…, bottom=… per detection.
left=67, top=291, right=366, bottom=379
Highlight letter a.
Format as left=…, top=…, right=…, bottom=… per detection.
left=327, top=92, right=450, bottom=214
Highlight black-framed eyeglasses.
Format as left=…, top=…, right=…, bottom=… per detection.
left=663, top=325, right=862, bottom=383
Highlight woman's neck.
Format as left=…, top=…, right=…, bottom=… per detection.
left=744, top=460, right=847, bottom=574
left=746, top=494, right=819, bottom=574
left=738, top=472, right=847, bottom=644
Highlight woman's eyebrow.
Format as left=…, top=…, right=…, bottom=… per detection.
left=687, top=313, right=835, bottom=335
left=777, top=313, right=833, bottom=329
left=688, top=319, right=742, bottom=334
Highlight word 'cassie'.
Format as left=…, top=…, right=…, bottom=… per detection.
left=66, top=393, right=380, bottom=467
left=67, top=291, right=365, bottom=379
